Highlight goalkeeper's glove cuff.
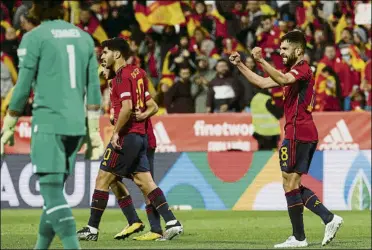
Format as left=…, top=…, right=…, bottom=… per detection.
left=2, top=114, right=18, bottom=132
left=87, top=110, right=100, bottom=134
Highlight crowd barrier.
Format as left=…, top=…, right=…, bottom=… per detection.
left=1, top=112, right=370, bottom=210
left=3, top=112, right=371, bottom=154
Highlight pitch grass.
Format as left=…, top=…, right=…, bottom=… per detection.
left=1, top=209, right=371, bottom=249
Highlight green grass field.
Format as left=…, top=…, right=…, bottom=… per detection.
left=1, top=209, right=370, bottom=249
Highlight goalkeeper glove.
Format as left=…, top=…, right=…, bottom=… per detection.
left=85, top=111, right=104, bottom=160
left=1, top=114, right=18, bottom=155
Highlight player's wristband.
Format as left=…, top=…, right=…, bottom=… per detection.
left=1, top=114, right=18, bottom=132
left=87, top=110, right=101, bottom=134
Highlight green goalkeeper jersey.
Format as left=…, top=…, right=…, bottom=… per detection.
left=9, top=20, right=101, bottom=135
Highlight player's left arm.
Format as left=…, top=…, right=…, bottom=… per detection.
left=8, top=34, right=38, bottom=117
left=251, top=47, right=296, bottom=86
left=1, top=33, right=38, bottom=154
left=135, top=76, right=158, bottom=121
left=258, top=59, right=296, bottom=86
left=111, top=77, right=133, bottom=149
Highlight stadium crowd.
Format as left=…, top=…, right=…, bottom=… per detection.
left=1, top=0, right=371, bottom=119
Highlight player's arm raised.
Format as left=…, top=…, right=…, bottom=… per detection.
left=229, top=51, right=280, bottom=89
left=251, top=47, right=296, bottom=86
left=1, top=33, right=37, bottom=154
left=85, top=38, right=104, bottom=160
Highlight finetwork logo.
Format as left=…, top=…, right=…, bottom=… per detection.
left=193, top=120, right=254, bottom=137
left=319, top=119, right=359, bottom=150
left=153, top=122, right=177, bottom=152
left=193, top=120, right=254, bottom=151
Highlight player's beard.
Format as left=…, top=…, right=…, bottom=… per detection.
left=284, top=53, right=297, bottom=67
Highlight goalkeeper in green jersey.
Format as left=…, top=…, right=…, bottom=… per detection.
left=0, top=1, right=103, bottom=249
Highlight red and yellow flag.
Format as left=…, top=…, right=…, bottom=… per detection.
left=76, top=16, right=108, bottom=43
left=135, top=1, right=186, bottom=33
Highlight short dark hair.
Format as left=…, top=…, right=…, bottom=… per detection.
left=324, top=43, right=336, bottom=49
left=280, top=30, right=306, bottom=51
left=101, top=38, right=131, bottom=60
left=261, top=15, right=272, bottom=22
left=28, top=1, right=64, bottom=21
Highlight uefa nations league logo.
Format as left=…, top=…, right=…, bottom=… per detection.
left=344, top=153, right=371, bottom=210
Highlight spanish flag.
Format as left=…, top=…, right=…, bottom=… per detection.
left=186, top=15, right=200, bottom=37
left=349, top=45, right=366, bottom=72
left=0, top=20, right=11, bottom=42
left=76, top=16, right=108, bottom=43
left=135, top=1, right=186, bottom=33
left=210, top=8, right=227, bottom=38
left=118, top=30, right=132, bottom=41
left=331, top=14, right=348, bottom=44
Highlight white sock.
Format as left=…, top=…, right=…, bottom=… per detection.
left=87, top=225, right=98, bottom=234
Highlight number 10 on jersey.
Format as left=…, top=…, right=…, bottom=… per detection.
left=136, top=78, right=144, bottom=108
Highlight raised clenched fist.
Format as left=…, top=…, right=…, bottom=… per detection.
left=251, top=47, right=263, bottom=63
left=229, top=51, right=241, bottom=65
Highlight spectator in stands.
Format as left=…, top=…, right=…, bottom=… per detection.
left=2, top=27, right=19, bottom=67
left=236, top=55, right=261, bottom=109
left=189, top=0, right=214, bottom=36
left=101, top=0, right=136, bottom=38
left=164, top=65, right=195, bottom=113
left=361, top=59, right=371, bottom=110
left=207, top=58, right=243, bottom=113
left=315, top=66, right=342, bottom=112
left=189, top=27, right=214, bottom=57
left=159, top=25, right=181, bottom=69
left=353, top=26, right=371, bottom=61
left=250, top=89, right=282, bottom=150
left=138, top=32, right=162, bottom=88
left=338, top=28, right=353, bottom=49
left=1, top=0, right=370, bottom=113
left=191, top=55, right=216, bottom=113
left=310, top=29, right=326, bottom=65
left=244, top=0, right=263, bottom=48
left=315, top=44, right=355, bottom=107
left=126, top=39, right=141, bottom=67
left=168, top=35, right=197, bottom=74
left=255, top=15, right=283, bottom=69
left=11, top=1, right=32, bottom=30
left=1, top=60, right=13, bottom=103
left=77, top=4, right=108, bottom=43
left=350, top=87, right=366, bottom=111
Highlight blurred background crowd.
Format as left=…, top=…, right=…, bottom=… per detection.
left=1, top=0, right=371, bottom=119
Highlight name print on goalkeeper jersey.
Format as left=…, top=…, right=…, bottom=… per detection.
left=11, top=20, right=101, bottom=135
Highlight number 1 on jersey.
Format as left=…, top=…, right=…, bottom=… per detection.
left=66, top=45, right=76, bottom=89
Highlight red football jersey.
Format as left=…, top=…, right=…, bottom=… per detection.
left=283, top=60, right=318, bottom=142
left=147, top=118, right=157, bottom=149
left=110, top=65, right=151, bottom=136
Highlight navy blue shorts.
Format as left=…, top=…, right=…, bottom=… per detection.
left=100, top=133, right=149, bottom=178
left=279, top=139, right=317, bottom=174
left=144, top=135, right=155, bottom=177
left=147, top=148, right=155, bottom=177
